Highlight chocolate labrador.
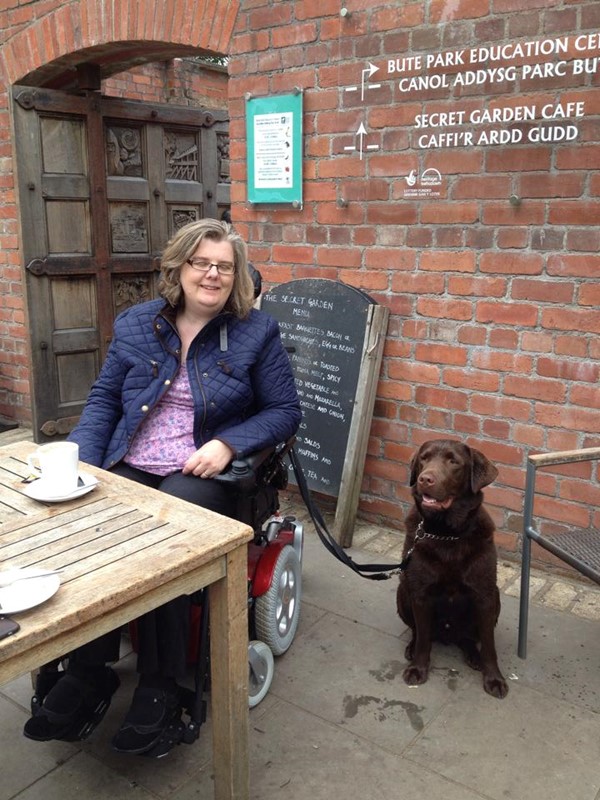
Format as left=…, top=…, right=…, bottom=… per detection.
left=396, top=439, right=508, bottom=698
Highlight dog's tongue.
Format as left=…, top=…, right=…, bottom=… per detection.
left=421, top=494, right=454, bottom=510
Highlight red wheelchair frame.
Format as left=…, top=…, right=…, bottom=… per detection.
left=214, top=437, right=303, bottom=706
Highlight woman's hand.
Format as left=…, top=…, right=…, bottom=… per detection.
left=182, top=439, right=235, bottom=479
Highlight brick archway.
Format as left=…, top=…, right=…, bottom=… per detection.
left=0, top=0, right=240, bottom=423
left=1, top=0, right=239, bottom=87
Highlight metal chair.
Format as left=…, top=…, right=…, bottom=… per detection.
left=517, top=447, right=600, bottom=659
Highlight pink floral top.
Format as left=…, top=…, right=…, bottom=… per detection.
left=124, top=363, right=196, bottom=475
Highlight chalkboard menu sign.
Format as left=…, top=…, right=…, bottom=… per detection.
left=262, top=279, right=377, bottom=497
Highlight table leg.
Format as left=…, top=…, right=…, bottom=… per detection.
left=209, top=544, right=249, bottom=800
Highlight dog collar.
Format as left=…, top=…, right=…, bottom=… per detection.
left=415, top=520, right=460, bottom=542
left=399, top=521, right=460, bottom=573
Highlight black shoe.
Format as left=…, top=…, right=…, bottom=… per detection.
left=111, top=684, right=183, bottom=756
left=24, top=666, right=120, bottom=742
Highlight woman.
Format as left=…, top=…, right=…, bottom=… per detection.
left=24, top=219, right=301, bottom=754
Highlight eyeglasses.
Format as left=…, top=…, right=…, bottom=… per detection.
left=186, top=258, right=235, bottom=275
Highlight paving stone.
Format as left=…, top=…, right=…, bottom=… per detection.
left=384, top=542, right=406, bottom=559
left=497, top=562, right=519, bottom=590
left=541, top=581, right=579, bottom=611
left=362, top=531, right=405, bottom=554
left=504, top=574, right=546, bottom=599
left=404, top=682, right=600, bottom=800
left=571, top=590, right=600, bottom=621
left=348, top=527, right=379, bottom=548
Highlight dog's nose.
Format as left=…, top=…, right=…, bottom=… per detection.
left=418, top=471, right=436, bottom=487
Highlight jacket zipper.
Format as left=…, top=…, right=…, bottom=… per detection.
left=157, top=309, right=209, bottom=444
left=193, top=350, right=208, bottom=442
left=157, top=309, right=231, bottom=445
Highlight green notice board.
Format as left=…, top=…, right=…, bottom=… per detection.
left=246, top=92, right=303, bottom=207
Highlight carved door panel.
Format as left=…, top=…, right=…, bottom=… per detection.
left=12, top=86, right=230, bottom=441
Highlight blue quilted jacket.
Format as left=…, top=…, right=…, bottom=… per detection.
left=69, top=299, right=301, bottom=470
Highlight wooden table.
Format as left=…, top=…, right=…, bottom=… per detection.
left=0, top=440, right=252, bottom=800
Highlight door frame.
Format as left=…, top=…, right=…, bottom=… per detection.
left=12, top=85, right=230, bottom=440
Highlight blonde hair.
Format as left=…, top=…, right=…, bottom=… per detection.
left=158, top=218, right=255, bottom=318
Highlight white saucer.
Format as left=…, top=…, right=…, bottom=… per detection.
left=0, top=568, right=61, bottom=613
left=23, top=471, right=99, bottom=503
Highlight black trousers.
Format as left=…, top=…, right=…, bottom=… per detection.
left=68, top=463, right=234, bottom=679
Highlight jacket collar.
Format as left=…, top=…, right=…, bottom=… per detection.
left=155, top=301, right=232, bottom=352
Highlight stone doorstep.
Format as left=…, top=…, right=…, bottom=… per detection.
left=0, top=417, right=18, bottom=433
left=0, top=425, right=31, bottom=444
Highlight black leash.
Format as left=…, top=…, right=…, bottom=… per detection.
left=289, top=447, right=412, bottom=581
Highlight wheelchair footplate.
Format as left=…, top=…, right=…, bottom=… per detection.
left=141, top=685, right=207, bottom=758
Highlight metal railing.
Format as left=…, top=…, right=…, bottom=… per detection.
left=517, top=447, right=600, bottom=659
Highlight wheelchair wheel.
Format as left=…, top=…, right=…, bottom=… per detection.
left=254, top=544, right=301, bottom=656
left=248, top=640, right=275, bottom=708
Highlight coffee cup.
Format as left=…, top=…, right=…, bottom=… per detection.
left=27, top=441, right=80, bottom=495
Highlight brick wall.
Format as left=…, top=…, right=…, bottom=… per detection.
left=103, top=60, right=228, bottom=109
left=228, top=1, right=600, bottom=566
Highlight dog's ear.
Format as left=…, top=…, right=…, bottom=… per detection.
left=470, top=447, right=498, bottom=493
left=409, top=450, right=421, bottom=486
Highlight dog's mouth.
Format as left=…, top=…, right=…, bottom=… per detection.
left=420, top=493, right=454, bottom=511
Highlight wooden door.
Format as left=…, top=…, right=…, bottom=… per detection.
left=12, top=86, right=230, bottom=441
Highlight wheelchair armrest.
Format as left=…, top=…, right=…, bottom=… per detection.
left=214, top=437, right=296, bottom=490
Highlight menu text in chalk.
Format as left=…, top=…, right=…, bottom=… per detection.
left=262, top=279, right=376, bottom=496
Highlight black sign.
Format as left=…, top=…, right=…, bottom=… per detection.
left=262, top=279, right=376, bottom=496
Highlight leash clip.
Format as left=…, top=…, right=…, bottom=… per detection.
left=387, top=566, right=407, bottom=577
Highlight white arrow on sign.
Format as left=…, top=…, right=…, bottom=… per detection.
left=343, top=122, right=379, bottom=160
left=356, top=122, right=367, bottom=159
left=361, top=62, right=380, bottom=100
left=344, top=61, right=381, bottom=101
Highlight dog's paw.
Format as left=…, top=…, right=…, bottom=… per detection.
left=403, top=664, right=429, bottom=686
left=462, top=646, right=482, bottom=672
left=483, top=674, right=509, bottom=699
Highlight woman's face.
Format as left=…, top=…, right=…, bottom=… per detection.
left=179, top=237, right=235, bottom=320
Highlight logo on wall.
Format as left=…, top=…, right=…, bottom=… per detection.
left=404, top=168, right=442, bottom=198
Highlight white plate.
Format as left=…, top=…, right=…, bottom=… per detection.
left=0, top=569, right=61, bottom=613
left=23, top=471, right=99, bottom=503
